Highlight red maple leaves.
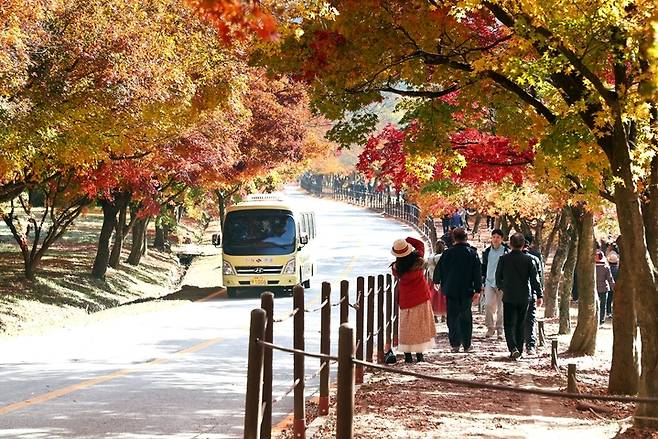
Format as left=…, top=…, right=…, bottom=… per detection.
left=357, top=124, right=535, bottom=190
left=189, top=0, right=277, bottom=41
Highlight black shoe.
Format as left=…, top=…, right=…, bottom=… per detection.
left=416, top=353, right=424, bottom=362
left=510, top=349, right=521, bottom=360
left=404, top=353, right=413, bottom=363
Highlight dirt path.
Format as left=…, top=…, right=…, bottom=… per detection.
left=279, top=313, right=652, bottom=438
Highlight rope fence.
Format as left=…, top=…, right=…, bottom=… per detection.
left=245, top=275, right=658, bottom=439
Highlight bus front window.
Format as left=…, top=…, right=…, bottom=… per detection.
left=223, top=210, right=297, bottom=256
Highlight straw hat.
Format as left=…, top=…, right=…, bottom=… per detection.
left=391, top=239, right=413, bottom=258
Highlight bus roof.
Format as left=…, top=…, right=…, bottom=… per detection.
left=226, top=194, right=295, bottom=213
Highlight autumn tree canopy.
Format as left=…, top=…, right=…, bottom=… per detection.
left=255, top=0, right=658, bottom=426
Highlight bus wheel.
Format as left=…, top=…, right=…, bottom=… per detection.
left=227, top=288, right=237, bottom=298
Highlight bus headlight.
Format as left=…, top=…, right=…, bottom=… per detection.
left=223, top=261, right=236, bottom=275
left=283, top=258, right=296, bottom=274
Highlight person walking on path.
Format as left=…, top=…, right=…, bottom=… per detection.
left=481, top=229, right=508, bottom=339
left=391, top=237, right=437, bottom=363
left=607, top=253, right=619, bottom=318
left=435, top=228, right=481, bottom=353
left=495, top=233, right=542, bottom=360
left=427, top=241, right=447, bottom=323
left=595, top=250, right=616, bottom=326
left=451, top=208, right=463, bottom=229
left=523, top=239, right=544, bottom=355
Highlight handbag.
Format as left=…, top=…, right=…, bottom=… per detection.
left=384, top=349, right=397, bottom=364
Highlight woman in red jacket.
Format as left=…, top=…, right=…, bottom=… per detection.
left=391, top=237, right=437, bottom=363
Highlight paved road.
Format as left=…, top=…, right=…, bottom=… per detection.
left=0, top=186, right=422, bottom=438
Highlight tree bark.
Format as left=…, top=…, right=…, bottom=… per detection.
left=559, top=225, right=578, bottom=335
left=542, top=211, right=563, bottom=261
left=568, top=206, right=597, bottom=355
left=128, top=217, right=148, bottom=266
left=141, top=217, right=150, bottom=256
left=608, top=234, right=640, bottom=394
left=108, top=194, right=132, bottom=269
left=154, top=223, right=166, bottom=250
left=91, top=200, right=120, bottom=279
left=472, top=213, right=482, bottom=234
left=544, top=212, right=570, bottom=318
left=500, top=215, right=509, bottom=237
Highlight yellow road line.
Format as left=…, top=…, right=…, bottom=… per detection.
left=0, top=291, right=225, bottom=416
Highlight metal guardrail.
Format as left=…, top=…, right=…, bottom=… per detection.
left=299, top=174, right=438, bottom=254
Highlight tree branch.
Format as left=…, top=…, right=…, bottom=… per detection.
left=378, top=83, right=463, bottom=98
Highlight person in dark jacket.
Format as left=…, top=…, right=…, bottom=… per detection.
left=595, top=250, right=615, bottom=325
left=440, top=226, right=455, bottom=248
left=495, top=233, right=542, bottom=360
left=607, top=253, right=619, bottom=318
left=435, top=228, right=481, bottom=353
left=523, top=239, right=544, bottom=355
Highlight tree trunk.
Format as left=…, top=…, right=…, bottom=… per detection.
left=533, top=219, right=544, bottom=257
left=607, top=148, right=658, bottom=426
left=128, top=217, right=147, bottom=266
left=154, top=223, right=166, bottom=250
left=608, top=234, right=640, bottom=395
left=108, top=195, right=131, bottom=269
left=91, top=200, right=120, bottom=279
left=568, top=206, right=597, bottom=355
left=543, top=211, right=563, bottom=261
left=141, top=217, right=150, bottom=256
left=544, top=214, right=570, bottom=318
left=500, top=215, right=509, bottom=237
left=641, top=156, right=658, bottom=266
left=559, top=225, right=578, bottom=335
left=472, top=213, right=482, bottom=234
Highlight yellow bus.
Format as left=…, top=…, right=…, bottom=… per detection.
left=216, top=194, right=316, bottom=298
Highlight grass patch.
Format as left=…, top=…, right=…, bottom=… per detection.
left=0, top=209, right=205, bottom=337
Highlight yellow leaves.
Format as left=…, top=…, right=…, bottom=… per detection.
left=405, top=153, right=437, bottom=183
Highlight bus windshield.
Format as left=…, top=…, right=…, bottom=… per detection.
left=223, top=210, right=296, bottom=256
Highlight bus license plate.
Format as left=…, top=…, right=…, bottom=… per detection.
left=252, top=277, right=267, bottom=285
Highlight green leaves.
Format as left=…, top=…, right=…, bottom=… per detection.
left=326, top=112, right=379, bottom=149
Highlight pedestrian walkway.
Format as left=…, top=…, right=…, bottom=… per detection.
left=287, top=314, right=632, bottom=439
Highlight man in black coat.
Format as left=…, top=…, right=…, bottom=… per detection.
left=523, top=238, right=544, bottom=355
left=495, top=233, right=542, bottom=359
left=435, top=228, right=481, bottom=353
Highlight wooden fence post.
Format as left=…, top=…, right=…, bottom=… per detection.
left=377, top=274, right=385, bottom=364
left=366, top=275, right=375, bottom=363
left=356, top=276, right=365, bottom=384
left=244, top=309, right=266, bottom=439
left=538, top=321, right=545, bottom=347
left=551, top=339, right=559, bottom=369
left=319, top=282, right=331, bottom=415
left=336, top=323, right=355, bottom=439
left=567, top=363, right=578, bottom=393
left=260, top=292, right=274, bottom=439
left=293, top=285, right=306, bottom=439
left=385, top=274, right=393, bottom=351
left=340, top=280, right=349, bottom=324
left=393, top=279, right=399, bottom=347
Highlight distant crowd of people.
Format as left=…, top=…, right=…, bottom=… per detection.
left=390, top=225, right=620, bottom=363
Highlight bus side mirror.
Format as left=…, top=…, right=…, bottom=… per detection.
left=299, top=233, right=309, bottom=245
left=212, top=233, right=222, bottom=247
